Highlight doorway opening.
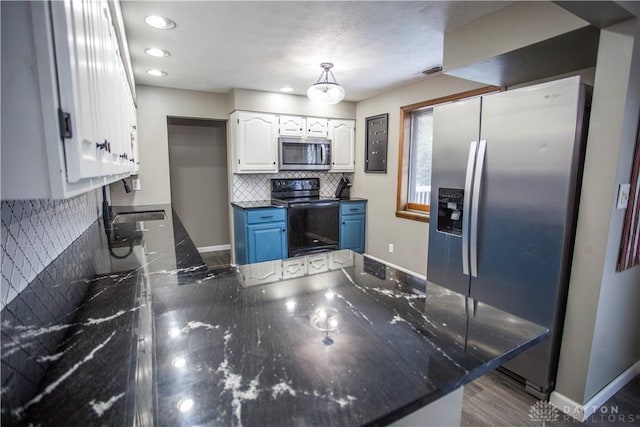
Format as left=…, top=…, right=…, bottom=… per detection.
left=167, top=117, right=230, bottom=269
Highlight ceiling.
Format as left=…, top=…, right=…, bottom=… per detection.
left=121, top=1, right=513, bottom=102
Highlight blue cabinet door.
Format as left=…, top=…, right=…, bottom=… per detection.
left=340, top=214, right=365, bottom=253
left=247, top=222, right=287, bottom=263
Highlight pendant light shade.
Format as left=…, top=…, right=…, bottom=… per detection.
left=307, top=63, right=345, bottom=105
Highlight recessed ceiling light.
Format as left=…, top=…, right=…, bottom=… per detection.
left=146, top=69, right=167, bottom=77
left=144, top=15, right=176, bottom=30
left=145, top=48, right=171, bottom=58
left=279, top=87, right=294, bottom=93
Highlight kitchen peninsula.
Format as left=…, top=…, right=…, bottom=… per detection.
left=1, top=207, right=547, bottom=426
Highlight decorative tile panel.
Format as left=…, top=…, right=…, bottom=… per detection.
left=232, top=172, right=351, bottom=201
left=1, top=192, right=98, bottom=310
left=1, top=221, right=102, bottom=419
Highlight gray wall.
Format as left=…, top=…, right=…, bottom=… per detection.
left=110, top=85, right=230, bottom=206
left=353, top=75, right=486, bottom=275
left=167, top=119, right=229, bottom=249
left=555, top=18, right=640, bottom=405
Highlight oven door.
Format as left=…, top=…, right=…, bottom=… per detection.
left=279, top=139, right=331, bottom=170
left=287, top=201, right=339, bottom=257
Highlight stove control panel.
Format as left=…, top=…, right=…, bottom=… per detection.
left=271, top=178, right=321, bottom=199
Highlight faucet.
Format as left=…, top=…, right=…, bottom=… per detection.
left=122, top=178, right=132, bottom=193
left=102, top=179, right=132, bottom=226
left=102, top=185, right=112, bottom=226
left=102, top=182, right=135, bottom=260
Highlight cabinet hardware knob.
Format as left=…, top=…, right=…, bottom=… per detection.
left=282, top=229, right=285, bottom=232
left=96, top=140, right=109, bottom=151
left=273, top=161, right=276, bottom=165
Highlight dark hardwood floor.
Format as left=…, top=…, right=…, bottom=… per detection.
left=200, top=249, right=231, bottom=270
left=462, top=371, right=640, bottom=427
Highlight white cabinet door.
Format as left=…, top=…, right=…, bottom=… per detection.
left=1, top=1, right=138, bottom=199
left=306, top=117, right=328, bottom=138
left=329, top=120, right=356, bottom=172
left=233, top=111, right=278, bottom=173
left=307, top=253, right=329, bottom=274
left=130, top=96, right=139, bottom=173
left=329, top=250, right=355, bottom=270
left=279, top=115, right=305, bottom=137
left=51, top=0, right=102, bottom=182
left=282, top=257, right=307, bottom=279
left=238, top=261, right=282, bottom=286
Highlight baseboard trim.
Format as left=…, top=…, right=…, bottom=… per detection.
left=198, top=244, right=231, bottom=253
left=550, top=360, right=640, bottom=422
left=363, top=254, right=426, bottom=281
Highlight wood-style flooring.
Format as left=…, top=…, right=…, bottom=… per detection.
left=200, top=249, right=231, bottom=271
left=462, top=371, right=640, bottom=427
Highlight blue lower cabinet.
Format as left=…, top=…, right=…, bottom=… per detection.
left=234, top=206, right=288, bottom=264
left=339, top=201, right=366, bottom=253
left=248, top=222, right=287, bottom=263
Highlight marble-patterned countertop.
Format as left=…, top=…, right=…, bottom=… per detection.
left=2, top=205, right=547, bottom=426
left=231, top=200, right=282, bottom=209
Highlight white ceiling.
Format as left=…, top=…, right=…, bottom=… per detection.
left=121, top=1, right=512, bottom=102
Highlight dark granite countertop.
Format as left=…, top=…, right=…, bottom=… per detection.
left=1, top=204, right=547, bottom=426
left=231, top=200, right=282, bottom=209
left=338, top=197, right=367, bottom=202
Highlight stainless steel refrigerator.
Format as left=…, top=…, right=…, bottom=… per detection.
left=427, top=76, right=586, bottom=398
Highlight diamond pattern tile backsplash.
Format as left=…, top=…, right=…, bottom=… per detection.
left=1, top=191, right=98, bottom=310
left=232, top=172, right=350, bottom=201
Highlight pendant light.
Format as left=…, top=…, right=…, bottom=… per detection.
left=307, top=63, right=345, bottom=105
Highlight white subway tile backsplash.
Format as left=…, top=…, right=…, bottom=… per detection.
left=0, top=192, right=98, bottom=310
left=232, top=172, right=348, bottom=201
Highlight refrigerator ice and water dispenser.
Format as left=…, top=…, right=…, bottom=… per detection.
left=437, top=188, right=464, bottom=236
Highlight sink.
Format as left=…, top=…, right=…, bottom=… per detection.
left=111, top=209, right=166, bottom=224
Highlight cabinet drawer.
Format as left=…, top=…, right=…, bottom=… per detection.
left=246, top=208, right=286, bottom=224
left=340, top=202, right=366, bottom=216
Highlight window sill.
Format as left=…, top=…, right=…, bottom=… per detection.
left=396, top=210, right=430, bottom=223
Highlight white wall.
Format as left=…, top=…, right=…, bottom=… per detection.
left=443, top=2, right=587, bottom=72
left=555, top=18, right=640, bottom=404
left=230, top=89, right=356, bottom=119
left=110, top=85, right=230, bottom=206
left=353, top=75, right=486, bottom=276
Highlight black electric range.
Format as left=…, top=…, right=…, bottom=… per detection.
left=271, top=178, right=340, bottom=257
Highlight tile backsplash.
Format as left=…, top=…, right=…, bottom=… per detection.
left=232, top=172, right=349, bottom=201
left=0, top=191, right=98, bottom=309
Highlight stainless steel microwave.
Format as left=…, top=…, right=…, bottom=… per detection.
left=279, top=137, right=331, bottom=171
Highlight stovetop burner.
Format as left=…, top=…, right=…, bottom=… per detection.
left=271, top=196, right=339, bottom=206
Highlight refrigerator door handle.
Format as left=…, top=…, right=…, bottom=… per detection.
left=462, top=140, right=478, bottom=276
left=470, top=139, right=487, bottom=277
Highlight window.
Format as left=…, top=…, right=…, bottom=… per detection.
left=408, top=109, right=433, bottom=213
left=396, top=86, right=500, bottom=222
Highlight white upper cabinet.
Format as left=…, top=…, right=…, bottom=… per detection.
left=306, top=117, right=329, bottom=138
left=278, top=115, right=305, bottom=137
left=329, top=120, right=356, bottom=172
left=1, top=1, right=137, bottom=199
left=231, top=111, right=279, bottom=173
